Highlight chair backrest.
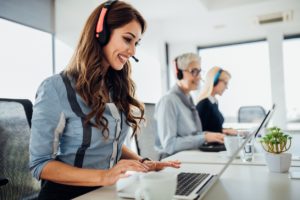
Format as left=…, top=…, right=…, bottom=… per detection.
left=135, top=103, right=160, bottom=161
left=0, top=99, right=40, bottom=199
left=238, top=105, right=266, bottom=123
left=0, top=98, right=33, bottom=128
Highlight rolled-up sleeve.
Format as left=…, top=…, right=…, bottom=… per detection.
left=29, top=78, right=64, bottom=180
left=155, top=96, right=204, bottom=155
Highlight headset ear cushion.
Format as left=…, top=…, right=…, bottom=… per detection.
left=177, top=69, right=183, bottom=80
left=97, top=24, right=110, bottom=46
left=213, top=79, right=219, bottom=86
left=213, top=69, right=222, bottom=86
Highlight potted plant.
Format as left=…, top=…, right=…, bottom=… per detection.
left=260, top=126, right=292, bottom=173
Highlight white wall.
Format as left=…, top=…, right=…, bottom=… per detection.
left=54, top=1, right=292, bottom=127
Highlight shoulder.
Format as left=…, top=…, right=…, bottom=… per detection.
left=39, top=74, right=63, bottom=88
left=158, top=91, right=181, bottom=105
left=36, top=74, right=65, bottom=100
left=155, top=92, right=181, bottom=114
left=197, top=98, right=210, bottom=107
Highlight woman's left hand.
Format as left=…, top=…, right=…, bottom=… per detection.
left=144, top=160, right=181, bottom=171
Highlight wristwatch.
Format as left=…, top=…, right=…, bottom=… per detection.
left=139, top=157, right=151, bottom=163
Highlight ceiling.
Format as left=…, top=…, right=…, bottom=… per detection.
left=128, top=0, right=300, bottom=45
left=55, top=0, right=300, bottom=47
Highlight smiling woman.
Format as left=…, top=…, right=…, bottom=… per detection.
left=154, top=52, right=225, bottom=159
left=29, top=1, right=180, bottom=199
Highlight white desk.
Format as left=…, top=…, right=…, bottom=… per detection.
left=164, top=150, right=300, bottom=167
left=75, top=151, right=300, bottom=200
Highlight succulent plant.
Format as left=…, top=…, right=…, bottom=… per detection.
left=260, top=127, right=292, bottom=154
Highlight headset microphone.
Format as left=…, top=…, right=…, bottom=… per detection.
left=131, top=56, right=139, bottom=62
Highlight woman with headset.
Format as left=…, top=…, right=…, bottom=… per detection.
left=196, top=66, right=237, bottom=135
left=154, top=53, right=225, bottom=159
left=29, top=1, right=180, bottom=199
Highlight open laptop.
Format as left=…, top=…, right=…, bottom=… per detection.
left=117, top=105, right=274, bottom=200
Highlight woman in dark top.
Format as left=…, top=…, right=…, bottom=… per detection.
left=196, top=66, right=237, bottom=135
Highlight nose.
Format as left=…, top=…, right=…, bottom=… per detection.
left=128, top=43, right=136, bottom=57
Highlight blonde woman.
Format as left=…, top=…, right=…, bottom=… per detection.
left=196, top=66, right=237, bottom=135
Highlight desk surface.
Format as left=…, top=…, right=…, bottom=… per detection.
left=75, top=151, right=300, bottom=200
left=164, top=150, right=300, bottom=167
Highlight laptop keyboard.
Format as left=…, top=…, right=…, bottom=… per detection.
left=176, top=172, right=210, bottom=196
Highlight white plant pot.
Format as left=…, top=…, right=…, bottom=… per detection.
left=265, top=152, right=292, bottom=173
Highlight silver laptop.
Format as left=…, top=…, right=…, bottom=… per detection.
left=117, top=105, right=275, bottom=200
left=174, top=104, right=275, bottom=200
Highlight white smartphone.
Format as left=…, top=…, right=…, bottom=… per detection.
left=289, top=171, right=300, bottom=179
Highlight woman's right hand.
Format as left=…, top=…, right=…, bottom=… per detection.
left=204, top=132, right=224, bottom=143
left=102, top=159, right=149, bottom=186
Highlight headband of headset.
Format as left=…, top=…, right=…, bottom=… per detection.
left=213, top=69, right=223, bottom=86
left=95, top=0, right=118, bottom=46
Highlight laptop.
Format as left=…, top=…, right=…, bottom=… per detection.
left=117, top=105, right=274, bottom=200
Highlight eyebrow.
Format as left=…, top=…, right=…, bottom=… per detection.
left=125, top=32, right=141, bottom=42
left=125, top=32, right=136, bottom=38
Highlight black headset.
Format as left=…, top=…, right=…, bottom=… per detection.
left=95, top=0, right=118, bottom=46
left=213, top=69, right=223, bottom=86
left=175, top=57, right=183, bottom=80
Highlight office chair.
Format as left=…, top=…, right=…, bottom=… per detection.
left=135, top=103, right=160, bottom=161
left=0, top=98, right=33, bottom=128
left=238, top=105, right=266, bottom=123
left=0, top=99, right=40, bottom=200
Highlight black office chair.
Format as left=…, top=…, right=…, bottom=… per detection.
left=238, top=105, right=266, bottom=123
left=0, top=99, right=40, bottom=200
left=135, top=103, right=160, bottom=161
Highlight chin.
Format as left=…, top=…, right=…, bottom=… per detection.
left=111, top=63, right=125, bottom=71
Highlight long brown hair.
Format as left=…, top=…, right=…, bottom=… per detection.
left=65, top=1, right=146, bottom=137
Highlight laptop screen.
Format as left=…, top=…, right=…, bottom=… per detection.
left=254, top=104, right=276, bottom=138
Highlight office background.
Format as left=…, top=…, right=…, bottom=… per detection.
left=0, top=0, right=300, bottom=130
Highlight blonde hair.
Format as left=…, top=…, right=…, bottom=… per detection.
left=198, top=66, right=231, bottom=101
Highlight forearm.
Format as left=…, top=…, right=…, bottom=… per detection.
left=121, top=145, right=142, bottom=160
left=40, top=160, right=108, bottom=186
left=172, top=134, right=205, bottom=153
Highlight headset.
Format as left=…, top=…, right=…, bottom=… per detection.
left=96, top=0, right=117, bottom=46
left=213, top=69, right=223, bottom=86
left=95, top=0, right=139, bottom=62
left=174, top=57, right=183, bottom=80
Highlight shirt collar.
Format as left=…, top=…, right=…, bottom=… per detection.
left=208, top=96, right=218, bottom=104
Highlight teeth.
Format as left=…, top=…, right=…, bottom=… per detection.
left=119, top=55, right=127, bottom=62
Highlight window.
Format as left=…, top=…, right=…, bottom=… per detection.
left=0, top=18, right=53, bottom=102
left=198, top=41, right=272, bottom=123
left=283, top=37, right=300, bottom=129
left=131, top=50, right=163, bottom=103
